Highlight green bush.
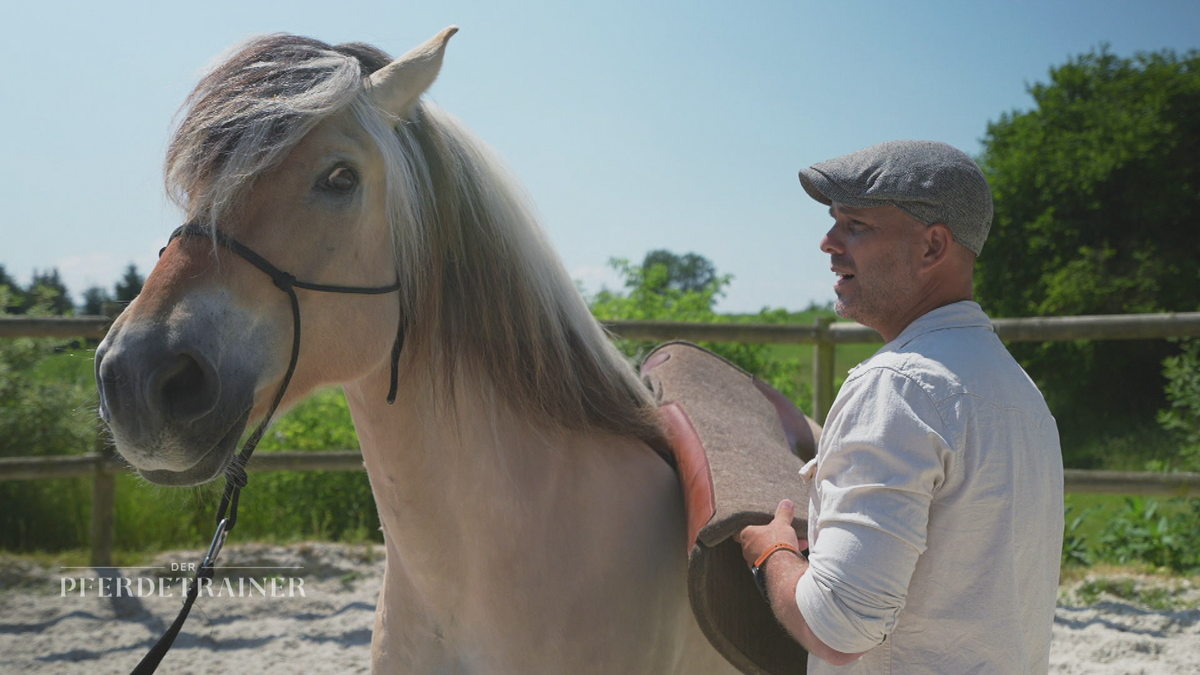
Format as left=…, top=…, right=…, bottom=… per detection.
left=0, top=296, right=96, bottom=460
left=1061, top=505, right=1097, bottom=568
left=1158, top=338, right=1200, bottom=472
left=0, top=289, right=96, bottom=551
left=1095, top=497, right=1200, bottom=573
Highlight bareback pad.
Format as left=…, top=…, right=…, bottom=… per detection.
left=641, top=342, right=820, bottom=675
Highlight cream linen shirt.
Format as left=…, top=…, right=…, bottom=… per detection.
left=795, top=301, right=1063, bottom=674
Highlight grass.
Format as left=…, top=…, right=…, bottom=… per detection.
left=1073, top=578, right=1173, bottom=610
left=1058, top=563, right=1200, bottom=611
left=0, top=546, right=164, bottom=574
left=31, top=346, right=98, bottom=386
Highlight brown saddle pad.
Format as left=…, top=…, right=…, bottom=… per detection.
left=641, top=342, right=820, bottom=675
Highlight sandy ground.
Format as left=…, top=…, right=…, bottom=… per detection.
left=1, top=543, right=1197, bottom=674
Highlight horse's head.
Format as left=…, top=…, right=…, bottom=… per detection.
left=95, top=28, right=457, bottom=486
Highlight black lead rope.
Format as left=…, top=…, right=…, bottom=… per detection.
left=131, top=222, right=403, bottom=675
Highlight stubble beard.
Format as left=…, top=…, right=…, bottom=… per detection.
left=833, top=295, right=853, bottom=320
left=833, top=273, right=915, bottom=335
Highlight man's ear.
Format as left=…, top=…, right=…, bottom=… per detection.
left=921, top=224, right=954, bottom=271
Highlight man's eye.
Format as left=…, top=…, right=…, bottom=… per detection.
left=320, top=166, right=358, bottom=193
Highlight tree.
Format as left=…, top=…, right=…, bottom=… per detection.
left=977, top=47, right=1200, bottom=447
left=81, top=286, right=113, bottom=316
left=25, top=269, right=73, bottom=315
left=0, top=265, right=25, bottom=314
left=639, top=250, right=719, bottom=299
left=114, top=263, right=145, bottom=304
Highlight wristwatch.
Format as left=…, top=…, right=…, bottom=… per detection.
left=751, top=542, right=803, bottom=600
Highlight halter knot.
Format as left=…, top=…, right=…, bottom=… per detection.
left=272, top=271, right=296, bottom=292
left=226, top=464, right=249, bottom=489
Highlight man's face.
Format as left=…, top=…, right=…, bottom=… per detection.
left=820, top=203, right=927, bottom=335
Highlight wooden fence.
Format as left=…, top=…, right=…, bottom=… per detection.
left=602, top=312, right=1200, bottom=423
left=3, top=311, right=1200, bottom=565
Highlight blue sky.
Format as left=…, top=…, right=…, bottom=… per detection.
left=2, top=0, right=1198, bottom=313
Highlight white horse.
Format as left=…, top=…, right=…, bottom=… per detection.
left=96, top=27, right=738, bottom=674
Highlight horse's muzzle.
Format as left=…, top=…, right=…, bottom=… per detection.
left=96, top=323, right=255, bottom=486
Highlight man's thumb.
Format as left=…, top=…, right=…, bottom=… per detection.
left=776, top=499, right=794, bottom=522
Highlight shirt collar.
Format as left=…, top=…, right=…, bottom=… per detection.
left=889, top=301, right=993, bottom=349
left=852, top=301, right=993, bottom=372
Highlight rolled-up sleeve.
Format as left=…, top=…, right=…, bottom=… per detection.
left=795, top=367, right=951, bottom=654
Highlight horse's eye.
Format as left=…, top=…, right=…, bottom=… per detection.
left=321, top=166, right=358, bottom=193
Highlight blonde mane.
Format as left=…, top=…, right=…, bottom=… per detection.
left=165, top=34, right=666, bottom=449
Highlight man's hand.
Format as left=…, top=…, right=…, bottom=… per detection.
left=733, top=500, right=865, bottom=666
left=734, top=499, right=807, bottom=566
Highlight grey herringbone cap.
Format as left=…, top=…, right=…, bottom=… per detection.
left=798, top=140, right=993, bottom=255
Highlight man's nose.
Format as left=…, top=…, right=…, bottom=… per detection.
left=820, top=227, right=843, bottom=255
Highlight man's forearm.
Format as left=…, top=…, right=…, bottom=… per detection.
left=765, top=552, right=865, bottom=667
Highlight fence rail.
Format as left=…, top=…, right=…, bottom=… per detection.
left=0, top=316, right=111, bottom=340
left=4, top=311, right=1200, bottom=564
left=3, top=452, right=1199, bottom=497
left=601, top=311, right=1200, bottom=345
left=601, top=311, right=1200, bottom=421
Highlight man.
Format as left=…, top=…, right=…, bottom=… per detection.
left=736, top=140, right=1063, bottom=673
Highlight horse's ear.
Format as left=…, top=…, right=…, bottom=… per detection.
left=368, top=26, right=458, bottom=117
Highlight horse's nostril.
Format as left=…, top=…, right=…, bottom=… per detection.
left=157, top=353, right=219, bottom=424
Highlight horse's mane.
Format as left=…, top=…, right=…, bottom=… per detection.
left=165, top=34, right=667, bottom=449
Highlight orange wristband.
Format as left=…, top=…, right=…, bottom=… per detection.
left=754, top=541, right=800, bottom=568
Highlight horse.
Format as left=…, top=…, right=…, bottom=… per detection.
left=95, top=27, right=741, bottom=674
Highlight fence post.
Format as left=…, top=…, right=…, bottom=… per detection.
left=89, top=304, right=117, bottom=567
left=90, top=447, right=116, bottom=567
left=813, top=316, right=835, bottom=425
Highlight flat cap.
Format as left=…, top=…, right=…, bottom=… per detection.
left=798, top=140, right=993, bottom=255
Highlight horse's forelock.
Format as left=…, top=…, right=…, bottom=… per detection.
left=165, top=34, right=388, bottom=222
